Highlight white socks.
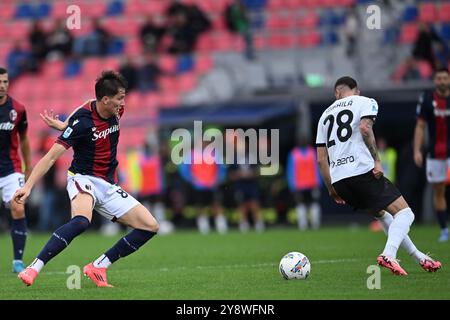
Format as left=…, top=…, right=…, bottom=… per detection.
left=381, top=208, right=415, bottom=259
left=297, top=205, right=307, bottom=230
left=197, top=215, right=210, bottom=234
left=29, top=258, right=44, bottom=273
left=378, top=212, right=425, bottom=262
left=310, top=203, right=321, bottom=230
left=214, top=214, right=228, bottom=234
left=94, top=254, right=112, bottom=269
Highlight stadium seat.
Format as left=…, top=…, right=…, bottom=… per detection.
left=418, top=3, right=437, bottom=23
left=402, top=6, right=418, bottom=23
left=35, top=2, right=51, bottom=19
left=125, top=37, right=143, bottom=57
left=441, top=24, right=450, bottom=41
left=159, top=93, right=180, bottom=108
left=268, top=34, right=296, bottom=49
left=106, top=0, right=124, bottom=16
left=158, top=55, right=178, bottom=73
left=399, top=23, right=418, bottom=44
left=14, top=3, right=34, bottom=19
left=297, top=11, right=319, bottom=28
left=266, top=12, right=296, bottom=30
left=194, top=54, right=214, bottom=74
left=438, top=3, right=450, bottom=22
left=107, top=38, right=125, bottom=55
left=298, top=32, right=321, bottom=48
left=177, top=55, right=194, bottom=74
left=42, top=60, right=65, bottom=79
left=9, top=20, right=32, bottom=41
left=0, top=2, right=16, bottom=20
left=177, top=73, right=198, bottom=92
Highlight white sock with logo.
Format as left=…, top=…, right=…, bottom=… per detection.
left=29, top=258, right=45, bottom=273
left=382, top=208, right=415, bottom=259
left=93, top=254, right=112, bottom=269
left=377, top=212, right=425, bottom=262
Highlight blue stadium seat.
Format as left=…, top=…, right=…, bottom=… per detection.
left=322, top=31, right=339, bottom=45
left=176, top=55, right=194, bottom=74
left=402, top=6, right=418, bottom=22
left=63, top=59, right=82, bottom=78
left=35, top=2, right=51, bottom=19
left=106, top=1, right=124, bottom=16
left=107, top=38, right=125, bottom=55
left=441, top=24, right=450, bottom=41
left=15, top=3, right=34, bottom=19
left=243, top=0, right=267, bottom=10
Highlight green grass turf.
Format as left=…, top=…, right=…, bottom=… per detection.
left=0, top=225, right=448, bottom=300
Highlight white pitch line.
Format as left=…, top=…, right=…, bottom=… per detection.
left=37, top=258, right=360, bottom=275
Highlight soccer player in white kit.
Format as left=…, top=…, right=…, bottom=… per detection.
left=316, top=76, right=441, bottom=276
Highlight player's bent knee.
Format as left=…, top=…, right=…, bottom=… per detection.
left=10, top=201, right=25, bottom=218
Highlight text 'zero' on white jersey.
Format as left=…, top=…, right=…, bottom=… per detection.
left=316, top=95, right=379, bottom=184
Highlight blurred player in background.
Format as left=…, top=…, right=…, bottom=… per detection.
left=0, top=67, right=31, bottom=273
left=286, top=139, right=321, bottom=230
left=414, top=67, right=450, bottom=242
left=14, top=71, right=159, bottom=287
left=316, top=76, right=441, bottom=276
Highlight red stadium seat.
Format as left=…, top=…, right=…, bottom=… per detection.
left=158, top=76, right=178, bottom=92
left=298, top=31, right=321, bottom=48
left=419, top=3, right=437, bottom=23
left=266, top=12, right=296, bottom=30
left=438, top=3, right=450, bottom=22
left=268, top=33, right=296, bottom=49
left=297, top=11, right=319, bottom=28
left=158, top=55, right=177, bottom=73
left=195, top=34, right=214, bottom=52
left=42, top=60, right=65, bottom=80
left=159, top=93, right=180, bottom=108
left=0, top=2, right=15, bottom=20
left=83, top=58, right=104, bottom=77
left=177, top=73, right=198, bottom=92
left=267, top=0, right=284, bottom=10
left=141, top=1, right=167, bottom=16
left=9, top=21, right=31, bottom=42
left=195, top=54, right=214, bottom=74
left=399, top=23, right=418, bottom=44
left=125, top=37, right=143, bottom=57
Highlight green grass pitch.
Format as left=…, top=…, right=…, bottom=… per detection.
left=0, top=225, right=448, bottom=300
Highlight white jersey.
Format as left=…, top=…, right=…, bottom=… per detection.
left=315, top=95, right=379, bottom=183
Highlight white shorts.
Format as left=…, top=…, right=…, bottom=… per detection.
left=0, top=172, right=25, bottom=204
left=67, top=173, right=139, bottom=221
left=426, top=158, right=450, bottom=183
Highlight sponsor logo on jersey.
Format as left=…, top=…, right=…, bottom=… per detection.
left=92, top=124, right=120, bottom=141
left=9, top=110, right=17, bottom=121
left=63, top=127, right=73, bottom=138
left=433, top=108, right=450, bottom=117
left=73, top=119, right=79, bottom=126
left=0, top=122, right=15, bottom=131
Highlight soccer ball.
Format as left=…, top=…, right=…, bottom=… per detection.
left=279, top=252, right=311, bottom=280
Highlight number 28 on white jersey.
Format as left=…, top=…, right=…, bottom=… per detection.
left=315, top=95, right=379, bottom=184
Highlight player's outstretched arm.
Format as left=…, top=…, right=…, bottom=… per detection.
left=413, top=118, right=426, bottom=168
left=13, top=143, right=66, bottom=204
left=317, top=146, right=345, bottom=204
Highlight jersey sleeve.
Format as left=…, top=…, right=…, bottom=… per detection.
left=17, top=109, right=28, bottom=134
left=56, top=115, right=88, bottom=149
left=315, top=117, right=326, bottom=147
left=360, top=97, right=379, bottom=120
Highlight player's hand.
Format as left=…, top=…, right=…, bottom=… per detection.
left=13, top=187, right=31, bottom=205
left=329, top=187, right=345, bottom=205
left=414, top=151, right=423, bottom=168
left=373, top=160, right=384, bottom=179
left=40, top=109, right=66, bottom=131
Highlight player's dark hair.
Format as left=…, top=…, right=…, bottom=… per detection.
left=95, top=70, right=127, bottom=100
left=334, top=76, right=358, bottom=90
left=0, top=67, right=7, bottom=75
left=433, top=67, right=449, bottom=78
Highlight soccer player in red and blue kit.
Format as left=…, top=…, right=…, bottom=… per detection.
left=414, top=67, right=450, bottom=242
left=14, top=71, right=159, bottom=287
left=0, top=67, right=32, bottom=273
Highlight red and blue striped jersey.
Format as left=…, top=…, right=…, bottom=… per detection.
left=56, top=100, right=124, bottom=184
left=417, top=90, right=450, bottom=159
left=0, top=96, right=27, bottom=177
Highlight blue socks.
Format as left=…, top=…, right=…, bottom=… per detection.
left=105, top=229, right=157, bottom=263
left=11, top=218, right=27, bottom=261
left=37, top=216, right=90, bottom=264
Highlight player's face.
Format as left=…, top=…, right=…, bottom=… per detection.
left=0, top=73, right=9, bottom=98
left=106, top=88, right=125, bottom=116
left=433, top=72, right=450, bottom=93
